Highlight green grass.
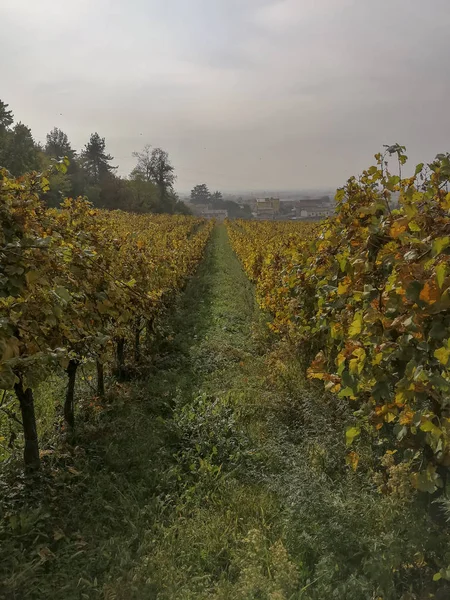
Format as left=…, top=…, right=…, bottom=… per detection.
left=0, top=225, right=449, bottom=599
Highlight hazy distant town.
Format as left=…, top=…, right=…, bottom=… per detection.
left=181, top=188, right=336, bottom=221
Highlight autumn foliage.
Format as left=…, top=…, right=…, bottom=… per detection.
left=228, top=148, right=450, bottom=493
left=0, top=163, right=212, bottom=468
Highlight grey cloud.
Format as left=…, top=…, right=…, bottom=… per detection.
left=1, top=0, right=449, bottom=191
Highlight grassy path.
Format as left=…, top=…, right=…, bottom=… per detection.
left=2, top=225, right=442, bottom=600
left=1, top=225, right=298, bottom=599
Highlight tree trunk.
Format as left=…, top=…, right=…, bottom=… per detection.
left=117, top=338, right=125, bottom=380
left=14, top=377, right=40, bottom=471
left=64, top=359, right=79, bottom=428
left=96, top=359, right=105, bottom=397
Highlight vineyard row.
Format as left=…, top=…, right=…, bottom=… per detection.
left=0, top=164, right=213, bottom=469
left=227, top=148, right=450, bottom=494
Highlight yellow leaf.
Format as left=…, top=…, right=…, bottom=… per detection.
left=307, top=370, right=326, bottom=381
left=349, top=312, right=363, bottom=337
left=441, top=192, right=450, bottom=210
left=420, top=419, right=442, bottom=438
left=330, top=322, right=342, bottom=339
left=390, top=219, right=408, bottom=238
left=336, top=352, right=346, bottom=367
left=337, top=282, right=349, bottom=295
left=349, top=348, right=366, bottom=374
left=434, top=346, right=450, bottom=366
left=408, top=221, right=421, bottom=232
left=394, top=391, right=406, bottom=406
left=384, top=411, right=397, bottom=423
left=346, top=426, right=360, bottom=446
left=372, top=353, right=383, bottom=366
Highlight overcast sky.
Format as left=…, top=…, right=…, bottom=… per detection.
left=1, top=0, right=449, bottom=192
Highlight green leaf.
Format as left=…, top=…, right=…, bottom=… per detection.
left=433, top=572, right=442, bottom=582
left=406, top=281, right=423, bottom=303
left=54, top=286, right=72, bottom=303
left=411, top=467, right=443, bottom=493
left=436, top=263, right=447, bottom=289
left=0, top=365, right=18, bottom=390
left=420, top=419, right=442, bottom=436
left=25, top=270, right=40, bottom=285
left=429, top=320, right=448, bottom=340
left=414, top=163, right=424, bottom=176
left=56, top=160, right=68, bottom=174
left=433, top=237, right=450, bottom=256
left=339, top=386, right=355, bottom=398
left=372, top=380, right=391, bottom=402
left=345, top=426, right=361, bottom=447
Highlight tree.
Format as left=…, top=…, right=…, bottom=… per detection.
left=45, top=127, right=75, bottom=161
left=99, top=175, right=137, bottom=211
left=126, top=177, right=161, bottom=213
left=0, top=100, right=14, bottom=169
left=173, top=198, right=192, bottom=215
left=5, top=123, right=39, bottom=176
left=131, top=144, right=153, bottom=182
left=211, top=191, right=223, bottom=207
left=41, top=128, right=78, bottom=206
left=81, top=132, right=116, bottom=184
left=131, top=145, right=176, bottom=213
left=0, top=100, right=13, bottom=131
left=190, top=183, right=211, bottom=205
left=149, top=148, right=176, bottom=201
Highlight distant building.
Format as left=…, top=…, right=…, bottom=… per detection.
left=296, top=207, right=333, bottom=219
left=253, top=197, right=280, bottom=220
left=295, top=197, right=334, bottom=220
left=190, top=204, right=228, bottom=221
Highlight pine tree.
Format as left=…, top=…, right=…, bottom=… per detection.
left=81, top=132, right=116, bottom=184
left=0, top=100, right=14, bottom=168
left=0, top=100, right=13, bottom=131
left=6, top=123, right=39, bottom=176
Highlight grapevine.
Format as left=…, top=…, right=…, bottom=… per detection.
left=227, top=149, right=450, bottom=493
left=0, top=165, right=212, bottom=468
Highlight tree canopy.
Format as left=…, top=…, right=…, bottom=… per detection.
left=130, top=145, right=182, bottom=214
left=45, top=127, right=75, bottom=161
left=0, top=98, right=190, bottom=216
left=190, top=183, right=211, bottom=205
